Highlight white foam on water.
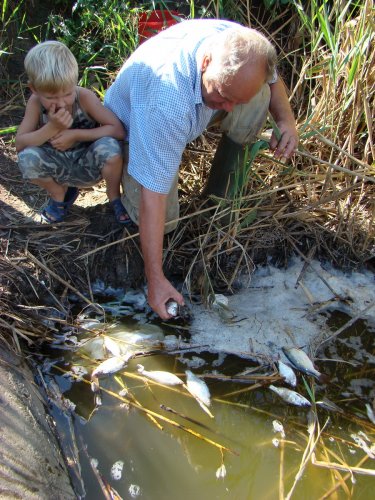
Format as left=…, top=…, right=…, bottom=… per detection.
left=189, top=257, right=375, bottom=360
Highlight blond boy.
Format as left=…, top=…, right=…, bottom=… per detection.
left=16, top=41, right=129, bottom=224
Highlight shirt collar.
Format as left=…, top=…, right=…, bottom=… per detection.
left=194, top=43, right=207, bottom=105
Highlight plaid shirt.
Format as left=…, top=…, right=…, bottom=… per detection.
left=104, top=19, right=273, bottom=193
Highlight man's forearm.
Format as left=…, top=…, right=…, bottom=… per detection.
left=269, top=78, right=295, bottom=125
left=268, top=78, right=298, bottom=158
left=139, top=187, right=167, bottom=284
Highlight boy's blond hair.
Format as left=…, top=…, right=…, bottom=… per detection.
left=24, top=41, right=78, bottom=93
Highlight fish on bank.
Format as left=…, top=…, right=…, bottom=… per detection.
left=166, top=299, right=191, bottom=320
left=137, top=364, right=183, bottom=386
left=166, top=300, right=179, bottom=317
left=269, top=385, right=311, bottom=407
left=282, top=347, right=328, bottom=383
left=277, top=360, right=297, bottom=387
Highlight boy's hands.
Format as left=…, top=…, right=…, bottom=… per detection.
left=48, top=104, right=73, bottom=132
left=47, top=104, right=75, bottom=150
left=50, top=130, right=77, bottom=151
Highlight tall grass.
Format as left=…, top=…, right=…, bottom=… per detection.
left=0, top=0, right=26, bottom=81
left=169, top=0, right=374, bottom=297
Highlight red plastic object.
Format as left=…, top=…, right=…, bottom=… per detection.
left=138, top=10, right=180, bottom=43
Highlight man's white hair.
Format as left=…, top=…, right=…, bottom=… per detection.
left=206, top=27, right=277, bottom=85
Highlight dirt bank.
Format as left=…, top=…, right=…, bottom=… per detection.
left=0, top=343, right=75, bottom=498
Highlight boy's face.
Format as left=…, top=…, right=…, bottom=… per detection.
left=31, top=85, right=76, bottom=113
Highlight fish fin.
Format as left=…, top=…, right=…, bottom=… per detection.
left=136, top=364, right=144, bottom=373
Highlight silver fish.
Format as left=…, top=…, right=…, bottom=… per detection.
left=103, top=336, right=122, bottom=357
left=277, top=360, right=297, bottom=387
left=269, top=385, right=311, bottom=407
left=185, top=370, right=211, bottom=407
left=137, top=364, right=183, bottom=385
left=166, top=300, right=179, bottom=317
left=316, top=397, right=344, bottom=414
left=365, top=403, right=375, bottom=425
left=91, top=354, right=131, bottom=378
left=282, top=347, right=323, bottom=381
left=166, top=300, right=191, bottom=320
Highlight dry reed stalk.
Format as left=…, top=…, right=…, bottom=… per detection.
left=312, top=453, right=375, bottom=476
left=319, top=455, right=370, bottom=500
left=285, top=415, right=329, bottom=500
left=26, top=250, right=102, bottom=312
left=279, top=438, right=285, bottom=500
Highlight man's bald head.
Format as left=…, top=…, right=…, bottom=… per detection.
left=204, top=27, right=277, bottom=86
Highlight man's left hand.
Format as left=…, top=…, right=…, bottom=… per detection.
left=269, top=120, right=298, bottom=160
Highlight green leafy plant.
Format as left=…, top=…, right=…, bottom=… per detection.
left=47, top=0, right=139, bottom=89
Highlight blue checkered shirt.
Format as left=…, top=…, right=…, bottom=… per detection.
left=104, top=19, right=271, bottom=194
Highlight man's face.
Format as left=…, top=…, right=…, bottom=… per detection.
left=201, top=55, right=266, bottom=112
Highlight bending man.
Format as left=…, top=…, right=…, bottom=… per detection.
left=104, top=19, right=298, bottom=319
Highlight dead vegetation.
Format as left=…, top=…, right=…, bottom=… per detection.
left=0, top=0, right=374, bottom=351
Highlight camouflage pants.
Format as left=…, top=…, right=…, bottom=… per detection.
left=18, top=137, right=122, bottom=187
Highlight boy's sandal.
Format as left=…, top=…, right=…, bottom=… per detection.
left=64, top=187, right=80, bottom=209
left=41, top=198, right=67, bottom=223
left=110, top=198, right=132, bottom=225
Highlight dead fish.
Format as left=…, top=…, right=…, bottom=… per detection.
left=137, top=364, right=183, bottom=386
left=166, top=299, right=191, bottom=320
left=365, top=403, right=375, bottom=425
left=185, top=370, right=214, bottom=418
left=316, top=397, right=344, bottom=414
left=91, top=354, right=132, bottom=378
left=103, top=336, right=122, bottom=357
left=269, top=385, right=311, bottom=407
left=166, top=300, right=179, bottom=317
left=277, top=360, right=297, bottom=387
left=185, top=370, right=211, bottom=407
left=282, top=347, right=328, bottom=383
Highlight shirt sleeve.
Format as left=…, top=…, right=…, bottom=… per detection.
left=128, top=103, right=192, bottom=194
left=268, top=68, right=278, bottom=85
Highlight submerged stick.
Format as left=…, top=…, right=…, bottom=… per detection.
left=279, top=438, right=285, bottom=500
left=312, top=454, right=375, bottom=476
left=318, top=455, right=369, bottom=500
left=160, top=404, right=213, bottom=431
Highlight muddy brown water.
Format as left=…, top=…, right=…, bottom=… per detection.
left=38, top=309, right=375, bottom=499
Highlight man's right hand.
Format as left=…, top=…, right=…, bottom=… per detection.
left=147, top=275, right=185, bottom=320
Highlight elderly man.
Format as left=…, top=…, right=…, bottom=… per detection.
left=104, top=19, right=298, bottom=319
